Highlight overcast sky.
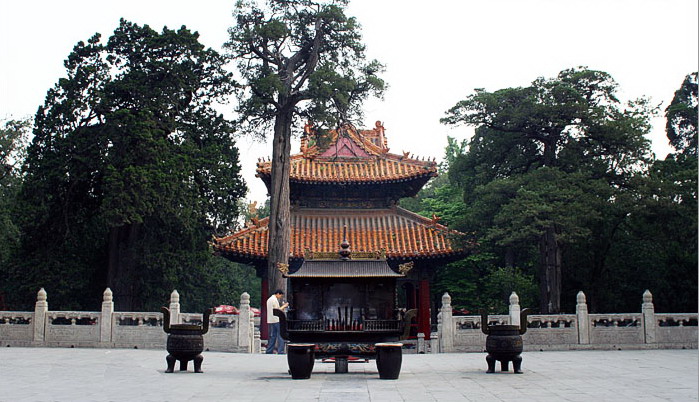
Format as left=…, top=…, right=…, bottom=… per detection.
left=1, top=0, right=697, bottom=203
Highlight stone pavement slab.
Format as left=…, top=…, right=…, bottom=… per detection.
left=0, top=348, right=696, bottom=401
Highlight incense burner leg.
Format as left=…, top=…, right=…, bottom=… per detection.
left=376, top=343, right=402, bottom=379
left=335, top=357, right=348, bottom=373
left=513, top=355, right=523, bottom=374
left=500, top=359, right=509, bottom=372
left=165, top=354, right=176, bottom=373
left=194, top=354, right=204, bottom=373
left=287, top=344, right=315, bottom=379
left=180, top=359, right=188, bottom=371
left=485, top=354, right=496, bottom=373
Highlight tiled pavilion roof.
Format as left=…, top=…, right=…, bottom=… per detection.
left=255, top=122, right=438, bottom=186
left=213, top=207, right=468, bottom=262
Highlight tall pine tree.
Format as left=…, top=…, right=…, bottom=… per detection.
left=443, top=67, right=654, bottom=313
left=226, top=0, right=385, bottom=293
left=12, top=20, right=246, bottom=311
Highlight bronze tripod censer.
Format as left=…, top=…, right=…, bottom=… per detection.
left=161, top=307, right=212, bottom=373
left=480, top=309, right=530, bottom=374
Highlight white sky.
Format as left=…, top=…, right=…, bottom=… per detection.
left=1, top=0, right=697, bottom=204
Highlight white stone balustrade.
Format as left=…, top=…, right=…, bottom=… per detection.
left=1, top=288, right=695, bottom=353
left=0, top=288, right=260, bottom=352
left=0, top=311, right=33, bottom=346
left=438, top=289, right=697, bottom=352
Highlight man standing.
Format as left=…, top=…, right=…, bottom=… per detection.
left=266, top=289, right=288, bottom=354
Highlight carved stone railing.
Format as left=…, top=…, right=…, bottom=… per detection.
left=0, top=288, right=259, bottom=353
left=589, top=313, right=644, bottom=345
left=181, top=312, right=242, bottom=352
left=655, top=313, right=699, bottom=345
left=524, top=314, right=578, bottom=349
left=438, top=290, right=697, bottom=352
left=45, top=311, right=101, bottom=347
left=112, top=311, right=165, bottom=349
left=0, top=311, right=34, bottom=346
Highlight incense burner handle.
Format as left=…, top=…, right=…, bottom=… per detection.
left=201, top=308, right=213, bottom=335
left=479, top=309, right=490, bottom=335
left=161, top=307, right=171, bottom=334
left=519, top=308, right=531, bottom=335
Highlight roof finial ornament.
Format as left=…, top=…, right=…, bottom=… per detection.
left=339, top=225, right=351, bottom=260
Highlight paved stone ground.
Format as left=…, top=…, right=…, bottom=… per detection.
left=0, top=347, right=696, bottom=401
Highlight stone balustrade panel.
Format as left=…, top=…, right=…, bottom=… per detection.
left=523, top=314, right=577, bottom=349
left=589, top=314, right=644, bottom=345
left=0, top=312, right=34, bottom=346
left=655, top=313, right=699, bottom=344
left=111, top=312, right=166, bottom=349
left=45, top=311, right=101, bottom=346
left=181, top=312, right=242, bottom=353
left=450, top=315, right=509, bottom=352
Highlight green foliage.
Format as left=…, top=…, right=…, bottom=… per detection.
left=441, top=67, right=668, bottom=313
left=226, top=0, right=385, bottom=293
left=5, top=20, right=250, bottom=311
left=665, top=72, right=698, bottom=156
left=226, top=0, right=385, bottom=134
left=0, top=119, right=32, bottom=305
left=433, top=254, right=538, bottom=314
left=399, top=137, right=467, bottom=228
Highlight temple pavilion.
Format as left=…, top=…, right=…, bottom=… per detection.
left=213, top=121, right=469, bottom=340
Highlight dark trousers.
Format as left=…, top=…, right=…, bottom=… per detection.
left=266, top=322, right=284, bottom=354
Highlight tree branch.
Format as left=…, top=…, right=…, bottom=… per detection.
left=292, top=17, right=323, bottom=93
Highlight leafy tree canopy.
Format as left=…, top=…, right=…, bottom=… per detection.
left=665, top=72, right=698, bottom=156
left=442, top=67, right=656, bottom=313
left=227, top=0, right=385, bottom=133
left=8, top=20, right=248, bottom=311
left=226, top=0, right=385, bottom=294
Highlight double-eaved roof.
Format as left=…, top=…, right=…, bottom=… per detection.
left=213, top=121, right=469, bottom=264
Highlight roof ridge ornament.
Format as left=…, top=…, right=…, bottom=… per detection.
left=339, top=226, right=351, bottom=260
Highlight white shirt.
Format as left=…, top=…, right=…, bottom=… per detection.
left=266, top=295, right=281, bottom=323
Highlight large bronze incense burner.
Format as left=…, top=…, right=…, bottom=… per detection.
left=480, top=309, right=530, bottom=374
left=161, top=307, right=212, bottom=373
left=278, top=234, right=409, bottom=379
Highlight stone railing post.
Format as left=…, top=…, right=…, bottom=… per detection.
left=253, top=328, right=261, bottom=353
left=249, top=310, right=255, bottom=351
left=430, top=333, right=440, bottom=354
left=642, top=290, right=656, bottom=344
left=169, top=290, right=181, bottom=325
left=100, top=288, right=114, bottom=344
left=33, top=288, right=48, bottom=343
left=439, top=292, right=454, bottom=352
left=576, top=291, right=590, bottom=344
left=238, top=292, right=251, bottom=352
left=509, top=292, right=521, bottom=326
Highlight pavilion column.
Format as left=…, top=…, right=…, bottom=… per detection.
left=418, top=279, right=431, bottom=340
left=260, top=276, right=269, bottom=340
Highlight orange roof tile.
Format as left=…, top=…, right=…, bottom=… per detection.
left=256, top=123, right=438, bottom=185
left=213, top=207, right=469, bottom=261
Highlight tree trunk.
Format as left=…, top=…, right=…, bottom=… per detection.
left=538, top=226, right=561, bottom=314
left=266, top=107, right=293, bottom=295
left=542, top=139, right=557, bottom=167
left=107, top=223, right=142, bottom=311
